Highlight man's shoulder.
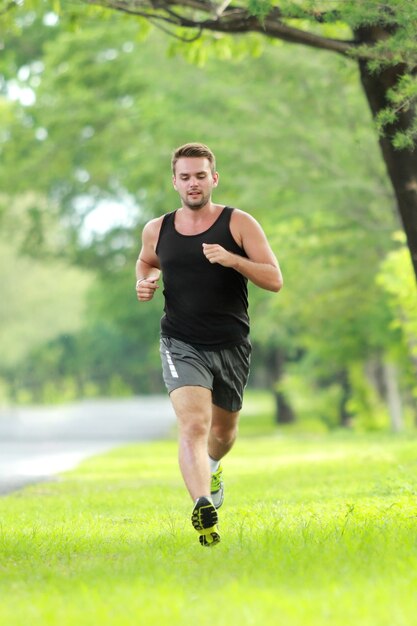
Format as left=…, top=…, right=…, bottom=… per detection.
left=145, top=214, right=164, bottom=227
left=230, top=208, right=257, bottom=226
left=143, top=211, right=179, bottom=244
left=142, top=214, right=166, bottom=244
left=144, top=212, right=172, bottom=232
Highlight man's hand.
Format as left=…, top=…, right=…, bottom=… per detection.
left=136, top=277, right=159, bottom=302
left=202, top=243, right=235, bottom=268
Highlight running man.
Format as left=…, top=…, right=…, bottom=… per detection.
left=136, top=142, right=283, bottom=546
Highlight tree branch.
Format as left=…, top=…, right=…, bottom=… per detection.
left=84, top=0, right=362, bottom=59
left=149, top=16, right=203, bottom=41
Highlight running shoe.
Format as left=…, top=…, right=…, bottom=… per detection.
left=210, top=464, right=224, bottom=509
left=191, top=496, right=220, bottom=547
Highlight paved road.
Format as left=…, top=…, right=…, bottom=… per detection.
left=0, top=396, right=176, bottom=495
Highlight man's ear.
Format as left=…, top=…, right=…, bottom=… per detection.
left=172, top=175, right=177, bottom=190
left=213, top=172, right=219, bottom=187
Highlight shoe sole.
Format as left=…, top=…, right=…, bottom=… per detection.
left=199, top=530, right=221, bottom=547
left=191, top=499, right=221, bottom=547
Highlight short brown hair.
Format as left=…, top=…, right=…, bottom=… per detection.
left=171, top=142, right=216, bottom=174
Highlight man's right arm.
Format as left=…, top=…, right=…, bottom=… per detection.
left=136, top=218, right=162, bottom=302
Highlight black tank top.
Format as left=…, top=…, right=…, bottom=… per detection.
left=155, top=206, right=250, bottom=349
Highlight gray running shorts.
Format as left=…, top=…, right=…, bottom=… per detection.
left=160, top=336, right=251, bottom=412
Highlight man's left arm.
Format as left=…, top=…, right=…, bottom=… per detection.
left=202, top=211, right=283, bottom=293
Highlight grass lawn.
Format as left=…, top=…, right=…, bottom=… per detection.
left=1, top=399, right=417, bottom=625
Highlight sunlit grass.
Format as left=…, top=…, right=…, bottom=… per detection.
left=0, top=426, right=417, bottom=625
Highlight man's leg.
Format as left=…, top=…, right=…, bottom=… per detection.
left=207, top=405, right=240, bottom=508
left=170, top=385, right=220, bottom=547
left=208, top=404, right=240, bottom=462
left=170, top=385, right=213, bottom=501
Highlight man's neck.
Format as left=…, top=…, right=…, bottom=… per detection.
left=179, top=202, right=222, bottom=219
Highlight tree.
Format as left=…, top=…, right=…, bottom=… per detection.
left=1, top=10, right=414, bottom=428
left=68, top=0, right=417, bottom=283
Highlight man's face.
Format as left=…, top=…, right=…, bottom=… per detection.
left=173, top=157, right=218, bottom=210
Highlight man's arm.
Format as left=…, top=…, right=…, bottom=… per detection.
left=136, top=218, right=162, bottom=302
left=202, top=210, right=283, bottom=292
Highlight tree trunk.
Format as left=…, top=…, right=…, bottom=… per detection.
left=365, top=356, right=404, bottom=431
left=355, top=27, right=417, bottom=283
left=337, top=369, right=353, bottom=428
left=274, top=389, right=296, bottom=424
left=382, top=361, right=403, bottom=432
left=265, top=347, right=296, bottom=424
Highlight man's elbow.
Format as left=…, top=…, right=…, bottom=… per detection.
left=270, top=280, right=283, bottom=293
left=270, top=272, right=283, bottom=293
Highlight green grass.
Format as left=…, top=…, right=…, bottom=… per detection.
left=1, top=414, right=417, bottom=625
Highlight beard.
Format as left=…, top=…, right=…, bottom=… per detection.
left=182, top=190, right=210, bottom=210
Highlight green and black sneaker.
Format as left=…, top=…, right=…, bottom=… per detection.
left=191, top=496, right=220, bottom=547
left=211, top=465, right=224, bottom=509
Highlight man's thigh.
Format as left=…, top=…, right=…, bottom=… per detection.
left=160, top=337, right=213, bottom=394
left=170, top=386, right=212, bottom=427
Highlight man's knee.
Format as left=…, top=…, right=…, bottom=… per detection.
left=210, top=422, right=237, bottom=446
left=179, top=418, right=210, bottom=440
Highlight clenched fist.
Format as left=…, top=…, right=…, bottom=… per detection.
left=136, top=277, right=159, bottom=302
left=202, top=243, right=235, bottom=268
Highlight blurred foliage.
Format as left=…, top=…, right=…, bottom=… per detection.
left=0, top=203, right=92, bottom=385
left=0, top=9, right=415, bottom=431
left=58, top=0, right=417, bottom=148
left=377, top=233, right=417, bottom=393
